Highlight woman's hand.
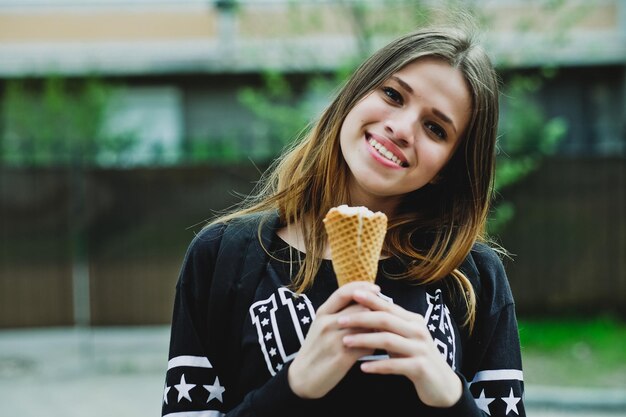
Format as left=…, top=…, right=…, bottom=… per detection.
left=287, top=282, right=379, bottom=399
left=338, top=290, right=463, bottom=408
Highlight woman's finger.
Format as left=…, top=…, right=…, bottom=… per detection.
left=352, top=289, right=420, bottom=322
left=359, top=353, right=464, bottom=408
left=338, top=310, right=429, bottom=341
left=342, top=331, right=424, bottom=357
left=316, top=281, right=380, bottom=315
left=359, top=356, right=417, bottom=375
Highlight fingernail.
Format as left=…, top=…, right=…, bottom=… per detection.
left=343, top=335, right=353, bottom=345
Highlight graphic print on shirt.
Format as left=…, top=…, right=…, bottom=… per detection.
left=424, top=289, right=457, bottom=370
left=469, top=369, right=524, bottom=416
left=162, top=355, right=226, bottom=417
left=249, top=287, right=316, bottom=376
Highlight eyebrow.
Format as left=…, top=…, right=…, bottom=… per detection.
left=390, top=75, right=458, bottom=134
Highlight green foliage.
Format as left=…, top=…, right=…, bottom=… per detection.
left=187, top=135, right=241, bottom=165
left=236, top=0, right=439, bottom=158
left=519, top=316, right=626, bottom=354
left=1, top=76, right=138, bottom=167
left=489, top=73, right=568, bottom=234
left=238, top=71, right=344, bottom=156
left=519, top=317, right=626, bottom=387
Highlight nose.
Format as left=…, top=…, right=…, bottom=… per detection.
left=384, top=110, right=417, bottom=147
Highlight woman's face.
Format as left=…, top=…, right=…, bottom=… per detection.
left=339, top=58, right=471, bottom=207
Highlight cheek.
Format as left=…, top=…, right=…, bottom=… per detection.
left=348, top=97, right=390, bottom=126
left=339, top=109, right=361, bottom=141
left=420, top=143, right=456, bottom=174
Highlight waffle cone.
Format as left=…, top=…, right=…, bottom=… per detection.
left=323, top=206, right=388, bottom=286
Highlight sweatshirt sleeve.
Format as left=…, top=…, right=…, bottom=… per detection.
left=162, top=224, right=311, bottom=417
left=464, top=304, right=525, bottom=417
left=450, top=245, right=526, bottom=417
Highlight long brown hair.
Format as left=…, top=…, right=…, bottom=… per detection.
left=212, top=26, right=500, bottom=331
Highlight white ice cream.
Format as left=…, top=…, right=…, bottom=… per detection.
left=335, top=205, right=377, bottom=217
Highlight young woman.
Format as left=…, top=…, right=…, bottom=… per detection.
left=162, top=27, right=525, bottom=417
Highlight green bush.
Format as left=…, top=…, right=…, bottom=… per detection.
left=490, top=73, right=568, bottom=234
left=1, top=76, right=138, bottom=167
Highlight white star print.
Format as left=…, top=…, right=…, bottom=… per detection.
left=448, top=336, right=453, bottom=344
left=261, top=318, right=269, bottom=326
left=297, top=302, right=305, bottom=310
left=163, top=385, right=170, bottom=404
left=174, top=374, right=195, bottom=403
left=474, top=389, right=495, bottom=415
left=428, top=324, right=436, bottom=332
left=269, top=347, right=277, bottom=356
left=502, top=387, right=521, bottom=415
left=432, top=314, right=439, bottom=320
left=434, top=305, right=441, bottom=310
left=204, top=376, right=226, bottom=404
left=276, top=363, right=283, bottom=370
left=301, top=316, right=310, bottom=324
left=258, top=305, right=267, bottom=313
left=264, top=332, right=273, bottom=341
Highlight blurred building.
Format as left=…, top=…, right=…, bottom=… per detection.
left=0, top=0, right=623, bottom=158
left=0, top=0, right=624, bottom=327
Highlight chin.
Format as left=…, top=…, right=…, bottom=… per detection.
left=355, top=180, right=402, bottom=198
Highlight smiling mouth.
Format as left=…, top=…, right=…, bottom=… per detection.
left=367, top=136, right=408, bottom=168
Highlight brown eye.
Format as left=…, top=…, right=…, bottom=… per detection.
left=382, top=86, right=403, bottom=105
left=425, top=122, right=447, bottom=140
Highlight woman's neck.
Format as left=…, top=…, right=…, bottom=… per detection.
left=347, top=186, right=401, bottom=219
left=276, top=220, right=333, bottom=259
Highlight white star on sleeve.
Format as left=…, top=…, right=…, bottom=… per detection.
left=297, top=302, right=305, bottom=310
left=174, top=374, right=196, bottom=402
left=502, top=387, right=521, bottom=415
left=474, top=389, right=495, bottom=415
left=204, top=376, right=226, bottom=404
left=301, top=316, right=310, bottom=324
left=163, top=385, right=171, bottom=404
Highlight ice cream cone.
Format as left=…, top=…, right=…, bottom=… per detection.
left=323, top=205, right=387, bottom=286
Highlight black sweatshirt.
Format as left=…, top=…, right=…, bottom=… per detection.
left=162, top=213, right=525, bottom=417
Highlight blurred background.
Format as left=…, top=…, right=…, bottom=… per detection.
left=0, top=0, right=624, bottom=416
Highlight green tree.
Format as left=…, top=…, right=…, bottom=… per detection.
left=490, top=72, right=568, bottom=234
left=1, top=76, right=137, bottom=167
left=236, top=1, right=569, bottom=233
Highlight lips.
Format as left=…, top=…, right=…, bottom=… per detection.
left=366, top=133, right=409, bottom=168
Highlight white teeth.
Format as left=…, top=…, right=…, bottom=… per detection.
left=368, top=138, right=402, bottom=166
